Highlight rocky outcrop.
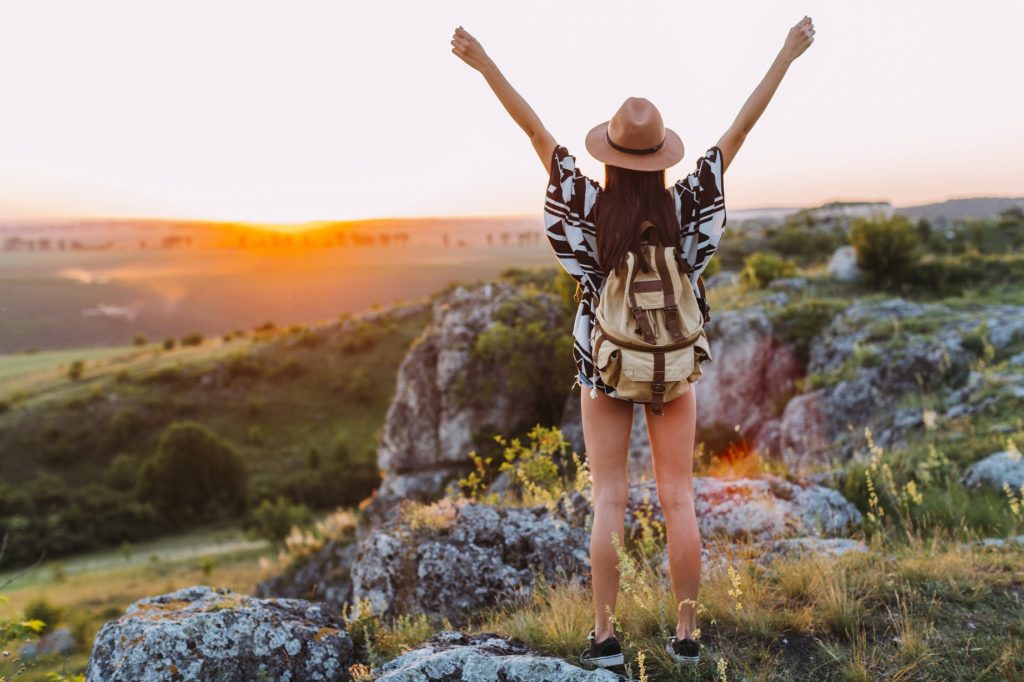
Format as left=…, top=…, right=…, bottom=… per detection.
left=85, top=586, right=354, bottom=682
left=767, top=298, right=1024, bottom=472
left=350, top=498, right=590, bottom=626
left=961, top=446, right=1024, bottom=490
left=254, top=540, right=356, bottom=605
left=373, top=631, right=620, bottom=681
left=352, top=475, right=861, bottom=624
left=362, top=281, right=569, bottom=533
left=624, top=477, right=862, bottom=542
left=17, top=627, right=75, bottom=660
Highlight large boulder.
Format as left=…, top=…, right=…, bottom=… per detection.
left=961, top=446, right=1024, bottom=490
left=373, top=631, right=619, bottom=681
left=624, top=476, right=862, bottom=542
left=362, top=281, right=569, bottom=532
left=85, top=586, right=355, bottom=682
left=350, top=498, right=590, bottom=626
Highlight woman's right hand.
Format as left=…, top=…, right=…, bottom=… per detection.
left=451, top=26, right=493, bottom=72
left=780, top=16, right=815, bottom=62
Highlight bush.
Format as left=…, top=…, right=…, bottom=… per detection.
left=163, top=337, right=176, bottom=350
left=23, top=597, right=63, bottom=636
left=105, top=453, right=140, bottom=491
left=132, top=333, right=148, bottom=346
left=248, top=496, right=313, bottom=546
left=849, top=215, right=920, bottom=288
left=68, top=359, right=85, bottom=381
left=135, top=421, right=247, bottom=521
left=180, top=332, right=204, bottom=347
left=739, top=252, right=797, bottom=290
left=769, top=298, right=847, bottom=364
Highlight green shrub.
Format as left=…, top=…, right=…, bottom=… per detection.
left=23, top=597, right=63, bottom=636
left=136, top=421, right=247, bottom=521
left=162, top=337, right=176, bottom=350
left=849, top=215, right=920, bottom=289
left=105, top=453, right=140, bottom=491
left=68, top=359, right=85, bottom=381
left=739, top=251, right=797, bottom=290
left=248, top=496, right=313, bottom=546
left=132, top=333, right=148, bottom=346
left=769, top=298, right=847, bottom=364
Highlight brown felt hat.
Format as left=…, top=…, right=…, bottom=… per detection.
left=585, top=96, right=684, bottom=172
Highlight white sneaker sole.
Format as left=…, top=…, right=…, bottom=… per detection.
left=582, top=652, right=625, bottom=667
left=665, top=641, right=700, bottom=663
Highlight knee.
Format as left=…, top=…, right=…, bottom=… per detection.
left=659, top=491, right=695, bottom=518
left=592, top=488, right=629, bottom=513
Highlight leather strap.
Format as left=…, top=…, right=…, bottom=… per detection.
left=655, top=245, right=684, bottom=341
left=651, top=351, right=666, bottom=415
left=628, top=282, right=657, bottom=344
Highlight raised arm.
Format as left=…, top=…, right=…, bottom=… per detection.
left=717, top=16, right=815, bottom=173
left=451, top=26, right=556, bottom=173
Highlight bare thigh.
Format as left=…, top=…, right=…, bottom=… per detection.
left=644, top=383, right=697, bottom=504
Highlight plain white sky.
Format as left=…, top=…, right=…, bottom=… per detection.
left=0, top=1, right=1021, bottom=222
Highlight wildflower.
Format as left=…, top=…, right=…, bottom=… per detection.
left=726, top=564, right=744, bottom=611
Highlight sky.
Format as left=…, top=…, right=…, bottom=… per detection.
left=1, top=1, right=1021, bottom=223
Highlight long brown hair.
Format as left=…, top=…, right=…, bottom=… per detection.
left=593, top=164, right=680, bottom=275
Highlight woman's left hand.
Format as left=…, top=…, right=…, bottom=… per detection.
left=451, top=26, right=493, bottom=72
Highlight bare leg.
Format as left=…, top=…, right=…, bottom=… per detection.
left=581, top=389, right=634, bottom=642
left=644, top=382, right=701, bottom=639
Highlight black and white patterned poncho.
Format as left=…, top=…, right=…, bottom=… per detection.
left=543, top=143, right=727, bottom=398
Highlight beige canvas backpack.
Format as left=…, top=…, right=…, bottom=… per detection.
left=590, top=221, right=713, bottom=415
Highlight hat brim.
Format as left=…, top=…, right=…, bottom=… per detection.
left=584, top=120, right=685, bottom=172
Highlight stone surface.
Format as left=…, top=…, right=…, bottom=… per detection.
left=361, top=281, right=569, bottom=534
left=826, top=245, right=862, bottom=281
left=17, top=627, right=75, bottom=660
left=254, top=540, right=356, bottom=606
left=85, top=585, right=354, bottom=682
left=961, top=447, right=1024, bottom=490
left=373, top=631, right=621, bottom=681
left=625, top=476, right=862, bottom=542
left=350, top=498, right=590, bottom=626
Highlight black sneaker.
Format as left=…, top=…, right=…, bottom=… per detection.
left=579, top=629, right=624, bottom=668
left=665, top=634, right=701, bottom=663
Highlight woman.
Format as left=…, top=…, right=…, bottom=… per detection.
left=452, top=17, right=815, bottom=667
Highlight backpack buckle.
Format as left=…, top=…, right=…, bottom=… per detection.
left=651, top=382, right=666, bottom=393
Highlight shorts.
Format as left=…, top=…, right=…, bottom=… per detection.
left=576, top=371, right=594, bottom=389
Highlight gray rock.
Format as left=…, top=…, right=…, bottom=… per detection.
left=254, top=540, right=356, bottom=606
left=85, top=585, right=354, bottom=682
left=826, top=245, right=862, bottom=282
left=374, top=631, right=620, bottom=681
left=362, top=281, right=569, bottom=533
left=767, top=276, right=808, bottom=291
left=705, top=270, right=739, bottom=289
left=17, top=627, right=75, bottom=660
left=961, top=448, right=1024, bottom=490
left=626, top=476, right=861, bottom=542
left=696, top=307, right=803, bottom=441
left=350, top=499, right=590, bottom=626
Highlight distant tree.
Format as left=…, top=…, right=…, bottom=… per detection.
left=180, top=332, right=203, bottom=346
left=132, top=333, right=148, bottom=346
left=849, top=214, right=920, bottom=288
left=135, top=421, right=247, bottom=520
left=162, top=337, right=176, bottom=350
left=68, top=360, right=85, bottom=381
